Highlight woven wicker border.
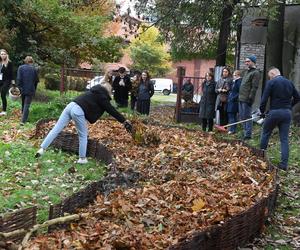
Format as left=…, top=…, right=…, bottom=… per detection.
left=0, top=207, right=37, bottom=243
left=0, top=119, right=278, bottom=249
left=35, top=118, right=113, bottom=165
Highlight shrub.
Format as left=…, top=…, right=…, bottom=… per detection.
left=66, top=76, right=89, bottom=91
left=44, top=74, right=60, bottom=90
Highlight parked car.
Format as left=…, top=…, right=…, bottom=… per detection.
left=86, top=76, right=103, bottom=90
left=151, top=78, right=173, bottom=95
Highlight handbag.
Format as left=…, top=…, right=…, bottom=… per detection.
left=219, top=81, right=228, bottom=103
left=219, top=93, right=227, bottom=103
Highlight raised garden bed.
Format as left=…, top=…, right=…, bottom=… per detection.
left=1, top=119, right=278, bottom=249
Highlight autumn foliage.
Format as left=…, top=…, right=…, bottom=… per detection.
left=29, top=118, right=276, bottom=249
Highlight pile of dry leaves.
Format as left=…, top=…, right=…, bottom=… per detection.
left=28, top=119, right=276, bottom=249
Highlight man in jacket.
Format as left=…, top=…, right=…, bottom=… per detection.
left=35, top=83, right=133, bottom=164
left=260, top=67, right=300, bottom=171
left=17, top=56, right=39, bottom=124
left=112, top=67, right=132, bottom=108
left=238, top=55, right=260, bottom=140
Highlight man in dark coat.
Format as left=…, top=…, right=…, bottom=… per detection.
left=112, top=67, right=132, bottom=108
left=260, top=67, right=300, bottom=171
left=238, top=55, right=260, bottom=140
left=17, top=56, right=39, bottom=124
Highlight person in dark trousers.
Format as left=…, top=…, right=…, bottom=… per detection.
left=260, top=67, right=300, bottom=171
left=35, top=81, right=133, bottom=164
left=215, top=66, right=232, bottom=126
left=226, top=70, right=242, bottom=134
left=17, top=56, right=39, bottom=124
left=130, top=71, right=141, bottom=111
left=238, top=55, right=260, bottom=140
left=0, top=49, right=15, bottom=116
left=136, top=70, right=154, bottom=115
left=112, top=67, right=132, bottom=108
left=199, top=72, right=217, bottom=132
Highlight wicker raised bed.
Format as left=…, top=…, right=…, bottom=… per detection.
left=0, top=119, right=278, bottom=249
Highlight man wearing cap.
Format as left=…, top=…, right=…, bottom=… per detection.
left=238, top=55, right=261, bottom=140
left=259, top=67, right=300, bottom=170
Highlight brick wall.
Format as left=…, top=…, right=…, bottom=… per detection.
left=239, top=43, right=265, bottom=71
left=167, top=59, right=216, bottom=84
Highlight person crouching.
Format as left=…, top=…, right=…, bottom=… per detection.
left=35, top=76, right=133, bottom=164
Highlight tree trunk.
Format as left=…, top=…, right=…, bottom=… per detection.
left=265, top=1, right=285, bottom=73
left=215, top=1, right=238, bottom=66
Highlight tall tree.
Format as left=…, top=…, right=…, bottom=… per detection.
left=0, top=0, right=123, bottom=66
left=134, top=0, right=288, bottom=66
left=129, top=26, right=171, bottom=76
left=265, top=0, right=285, bottom=73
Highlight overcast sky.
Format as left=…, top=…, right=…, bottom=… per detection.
left=116, top=0, right=137, bottom=16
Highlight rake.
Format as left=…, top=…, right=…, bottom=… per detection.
left=214, top=116, right=261, bottom=133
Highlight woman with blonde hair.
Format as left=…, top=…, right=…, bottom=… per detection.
left=35, top=70, right=132, bottom=164
left=0, top=49, right=15, bottom=115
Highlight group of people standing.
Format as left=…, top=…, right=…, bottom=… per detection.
left=36, top=67, right=154, bottom=164
left=199, top=55, right=300, bottom=170
left=0, top=49, right=39, bottom=124
left=199, top=55, right=260, bottom=140
left=112, top=67, right=154, bottom=115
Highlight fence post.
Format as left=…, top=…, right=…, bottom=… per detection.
left=60, top=65, right=65, bottom=95
left=175, top=75, right=184, bottom=123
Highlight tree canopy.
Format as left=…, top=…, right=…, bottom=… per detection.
left=0, top=0, right=123, bottom=67
left=134, top=0, right=298, bottom=65
left=129, top=26, right=172, bottom=77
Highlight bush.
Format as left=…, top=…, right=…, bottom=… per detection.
left=44, top=74, right=60, bottom=90
left=66, top=76, right=89, bottom=91
left=44, top=74, right=89, bottom=91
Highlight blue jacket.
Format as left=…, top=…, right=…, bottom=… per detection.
left=17, top=64, right=39, bottom=95
left=227, top=78, right=242, bottom=113
left=260, top=75, right=300, bottom=113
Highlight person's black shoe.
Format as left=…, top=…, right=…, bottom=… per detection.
left=278, top=164, right=287, bottom=171
left=243, top=136, right=252, bottom=140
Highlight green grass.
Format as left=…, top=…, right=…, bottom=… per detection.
left=0, top=86, right=107, bottom=222
left=0, top=140, right=106, bottom=221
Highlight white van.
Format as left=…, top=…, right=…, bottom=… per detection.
left=151, top=78, right=173, bottom=95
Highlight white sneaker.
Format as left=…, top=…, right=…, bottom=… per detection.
left=35, top=148, right=45, bottom=158
left=0, top=111, right=7, bottom=116
left=76, top=158, right=88, bottom=164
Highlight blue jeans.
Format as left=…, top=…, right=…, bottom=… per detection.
left=41, top=102, right=88, bottom=158
left=227, top=112, right=238, bottom=133
left=260, top=109, right=292, bottom=169
left=239, top=101, right=253, bottom=138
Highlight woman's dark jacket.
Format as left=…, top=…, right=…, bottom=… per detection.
left=112, top=75, right=132, bottom=103
left=199, top=80, right=217, bottom=119
left=0, top=61, right=14, bottom=83
left=137, top=80, right=154, bottom=101
left=74, top=85, right=126, bottom=124
left=17, top=64, right=39, bottom=95
left=227, top=78, right=242, bottom=113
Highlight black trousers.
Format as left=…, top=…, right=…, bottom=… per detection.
left=218, top=103, right=228, bottom=126
left=130, top=95, right=137, bottom=110
left=202, top=118, right=214, bottom=132
left=137, top=100, right=150, bottom=115
left=0, top=80, right=10, bottom=111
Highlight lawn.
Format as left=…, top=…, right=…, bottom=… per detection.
left=0, top=88, right=106, bottom=221
left=0, top=86, right=299, bottom=248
